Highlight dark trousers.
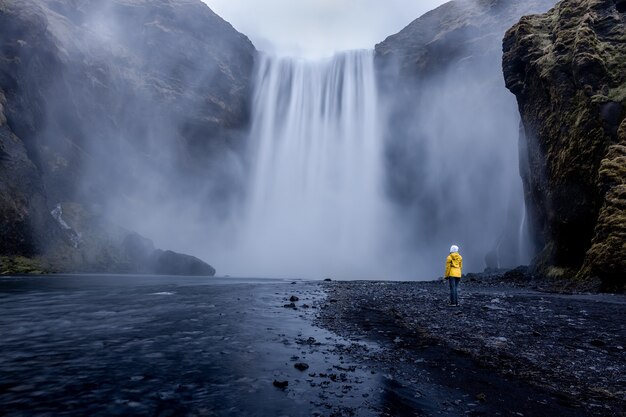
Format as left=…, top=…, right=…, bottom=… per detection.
left=448, top=277, right=460, bottom=305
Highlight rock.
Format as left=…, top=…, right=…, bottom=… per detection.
left=272, top=380, right=288, bottom=389
left=324, top=278, right=332, bottom=282
left=503, top=266, right=530, bottom=282
left=589, top=339, right=606, bottom=347
left=294, top=362, right=309, bottom=371
left=122, top=233, right=155, bottom=263
left=503, top=0, right=626, bottom=291
left=0, top=99, right=56, bottom=257
left=18, top=202, right=217, bottom=275
left=283, top=302, right=296, bottom=309
left=148, top=250, right=216, bottom=276
left=289, top=295, right=299, bottom=302
left=38, top=202, right=149, bottom=273
left=483, top=304, right=506, bottom=311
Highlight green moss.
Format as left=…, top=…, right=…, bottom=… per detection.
left=590, top=94, right=609, bottom=103
left=0, top=256, right=48, bottom=275
left=545, top=266, right=578, bottom=279
left=607, top=83, right=626, bottom=104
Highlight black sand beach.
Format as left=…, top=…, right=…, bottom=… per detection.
left=316, top=276, right=626, bottom=416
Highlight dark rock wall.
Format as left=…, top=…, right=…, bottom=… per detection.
left=0, top=2, right=59, bottom=256
left=1, top=0, right=255, bottom=203
left=503, top=0, right=626, bottom=288
left=0, top=90, right=54, bottom=255
left=0, top=0, right=255, bottom=272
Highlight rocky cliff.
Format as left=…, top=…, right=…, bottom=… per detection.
left=0, top=0, right=256, bottom=274
left=376, top=0, right=555, bottom=80
left=503, top=0, right=626, bottom=290
left=374, top=0, right=555, bottom=271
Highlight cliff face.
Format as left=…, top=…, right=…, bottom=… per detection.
left=374, top=0, right=555, bottom=272
left=0, top=0, right=255, bottom=273
left=376, top=0, right=556, bottom=82
left=503, top=0, right=626, bottom=290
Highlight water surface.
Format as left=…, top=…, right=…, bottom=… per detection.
left=0, top=275, right=379, bottom=416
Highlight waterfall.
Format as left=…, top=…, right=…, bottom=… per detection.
left=518, top=202, right=532, bottom=265
left=235, top=50, right=387, bottom=279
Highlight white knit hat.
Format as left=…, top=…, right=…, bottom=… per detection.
left=450, top=245, right=459, bottom=253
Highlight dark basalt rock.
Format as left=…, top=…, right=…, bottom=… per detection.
left=503, top=0, right=626, bottom=291
left=293, top=362, right=309, bottom=371
left=272, top=380, right=288, bottom=389
left=148, top=249, right=216, bottom=277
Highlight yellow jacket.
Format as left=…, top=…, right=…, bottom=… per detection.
left=445, top=252, right=463, bottom=278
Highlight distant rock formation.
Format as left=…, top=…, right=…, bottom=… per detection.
left=0, top=0, right=255, bottom=274
left=503, top=0, right=626, bottom=290
left=376, top=0, right=554, bottom=79
left=148, top=249, right=216, bottom=276
left=2, top=202, right=216, bottom=276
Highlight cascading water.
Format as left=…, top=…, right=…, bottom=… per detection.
left=235, top=51, right=387, bottom=279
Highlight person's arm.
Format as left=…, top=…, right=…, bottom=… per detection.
left=444, top=255, right=451, bottom=278
left=460, top=256, right=463, bottom=274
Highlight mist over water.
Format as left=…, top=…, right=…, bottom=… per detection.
left=227, top=51, right=389, bottom=279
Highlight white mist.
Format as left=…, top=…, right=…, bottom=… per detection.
left=230, top=51, right=388, bottom=279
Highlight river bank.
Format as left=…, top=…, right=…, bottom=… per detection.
left=315, top=275, right=626, bottom=416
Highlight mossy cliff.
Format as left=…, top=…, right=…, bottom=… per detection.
left=503, top=0, right=626, bottom=290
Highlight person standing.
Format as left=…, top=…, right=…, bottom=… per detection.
left=444, top=245, right=463, bottom=306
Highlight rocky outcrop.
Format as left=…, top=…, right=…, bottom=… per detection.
left=0, top=91, right=55, bottom=256
left=374, top=0, right=555, bottom=271
left=0, top=0, right=256, bottom=273
left=148, top=249, right=216, bottom=276
left=0, top=202, right=216, bottom=275
left=503, top=0, right=626, bottom=290
left=376, top=0, right=556, bottom=86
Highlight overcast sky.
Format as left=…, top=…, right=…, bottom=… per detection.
left=202, top=0, right=449, bottom=58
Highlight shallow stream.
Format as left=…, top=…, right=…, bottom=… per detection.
left=0, top=275, right=387, bottom=416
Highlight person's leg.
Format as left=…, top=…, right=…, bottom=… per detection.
left=454, top=278, right=460, bottom=305
left=450, top=278, right=457, bottom=305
